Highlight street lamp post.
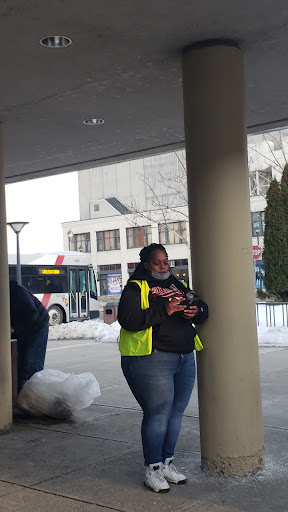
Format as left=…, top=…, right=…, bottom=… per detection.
left=7, top=222, right=29, bottom=285
left=255, top=225, right=260, bottom=246
left=67, top=229, right=74, bottom=251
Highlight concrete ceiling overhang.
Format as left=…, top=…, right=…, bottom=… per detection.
left=2, top=0, right=288, bottom=183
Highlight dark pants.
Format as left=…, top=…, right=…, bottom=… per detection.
left=17, top=324, right=49, bottom=392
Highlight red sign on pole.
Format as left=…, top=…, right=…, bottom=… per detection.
left=252, top=245, right=262, bottom=260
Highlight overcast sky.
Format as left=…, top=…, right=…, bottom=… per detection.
left=5, top=172, right=79, bottom=255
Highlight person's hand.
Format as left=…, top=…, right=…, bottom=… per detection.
left=183, top=306, right=198, bottom=320
left=11, top=328, right=14, bottom=334
left=165, top=298, right=186, bottom=316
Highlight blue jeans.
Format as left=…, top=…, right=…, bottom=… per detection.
left=121, top=350, right=195, bottom=466
left=17, top=324, right=49, bottom=392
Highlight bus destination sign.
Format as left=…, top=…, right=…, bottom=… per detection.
left=41, top=269, right=60, bottom=274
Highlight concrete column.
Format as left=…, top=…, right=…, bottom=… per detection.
left=182, top=42, right=264, bottom=475
left=0, top=123, right=13, bottom=430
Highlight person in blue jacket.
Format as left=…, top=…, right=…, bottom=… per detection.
left=9, top=280, right=49, bottom=392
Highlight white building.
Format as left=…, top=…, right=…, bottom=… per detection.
left=63, top=130, right=288, bottom=298
left=63, top=151, right=190, bottom=299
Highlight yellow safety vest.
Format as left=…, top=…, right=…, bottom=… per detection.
left=119, top=280, right=152, bottom=356
left=180, top=280, right=204, bottom=351
left=118, top=280, right=204, bottom=356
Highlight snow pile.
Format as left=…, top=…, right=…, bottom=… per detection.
left=257, top=304, right=288, bottom=346
left=257, top=325, right=288, bottom=346
left=49, top=318, right=120, bottom=342
left=48, top=305, right=288, bottom=347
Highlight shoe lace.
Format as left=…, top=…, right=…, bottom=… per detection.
left=151, top=465, right=165, bottom=481
left=166, top=462, right=179, bottom=474
left=155, top=470, right=166, bottom=482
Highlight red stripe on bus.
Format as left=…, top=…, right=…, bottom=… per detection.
left=55, top=255, right=64, bottom=265
left=42, top=294, right=51, bottom=309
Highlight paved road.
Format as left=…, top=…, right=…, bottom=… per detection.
left=1, top=340, right=287, bottom=512
left=45, top=339, right=288, bottom=427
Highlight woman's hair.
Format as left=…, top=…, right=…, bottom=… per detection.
left=139, top=243, right=168, bottom=263
left=128, top=243, right=168, bottom=281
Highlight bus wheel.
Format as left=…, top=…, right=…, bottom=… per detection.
left=48, top=305, right=64, bottom=326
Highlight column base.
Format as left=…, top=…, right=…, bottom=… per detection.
left=0, top=423, right=13, bottom=434
left=201, top=447, right=265, bottom=476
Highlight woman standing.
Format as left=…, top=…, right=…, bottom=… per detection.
left=118, top=243, right=208, bottom=493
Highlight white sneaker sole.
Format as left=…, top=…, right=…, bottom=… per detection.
left=163, top=476, right=187, bottom=485
left=144, top=481, right=170, bottom=493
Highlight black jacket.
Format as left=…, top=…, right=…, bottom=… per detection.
left=118, top=273, right=208, bottom=354
left=9, top=280, right=49, bottom=338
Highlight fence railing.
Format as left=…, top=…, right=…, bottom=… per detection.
left=256, top=302, right=288, bottom=327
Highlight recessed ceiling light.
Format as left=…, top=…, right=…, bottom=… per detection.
left=40, top=36, right=72, bottom=48
left=83, top=119, right=105, bottom=126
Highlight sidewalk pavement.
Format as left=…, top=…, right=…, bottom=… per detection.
left=0, top=343, right=288, bottom=512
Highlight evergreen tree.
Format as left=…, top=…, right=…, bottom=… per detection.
left=263, top=179, right=288, bottom=298
left=281, top=163, right=288, bottom=234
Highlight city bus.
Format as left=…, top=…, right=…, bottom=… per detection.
left=8, top=252, right=100, bottom=326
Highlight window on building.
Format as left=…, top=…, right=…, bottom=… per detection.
left=251, top=211, right=265, bottom=237
left=158, top=221, right=187, bottom=245
left=126, top=226, right=152, bottom=249
left=128, top=262, right=138, bottom=270
left=127, top=262, right=139, bottom=275
left=169, top=259, right=188, bottom=267
left=249, top=167, right=272, bottom=197
left=72, top=233, right=91, bottom=252
left=99, top=264, right=121, bottom=271
left=175, top=259, right=188, bottom=266
left=98, top=265, right=122, bottom=296
left=169, top=259, right=189, bottom=285
left=96, top=230, right=120, bottom=251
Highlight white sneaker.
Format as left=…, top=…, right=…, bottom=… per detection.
left=162, top=457, right=187, bottom=484
left=144, top=463, right=170, bottom=493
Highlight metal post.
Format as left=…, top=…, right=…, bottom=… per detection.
left=7, top=222, right=28, bottom=284
left=16, top=231, right=21, bottom=284
left=67, top=230, right=73, bottom=251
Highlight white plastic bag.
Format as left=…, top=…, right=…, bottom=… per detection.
left=17, top=369, right=101, bottom=419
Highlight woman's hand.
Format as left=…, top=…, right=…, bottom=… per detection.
left=165, top=298, right=186, bottom=316
left=183, top=306, right=198, bottom=320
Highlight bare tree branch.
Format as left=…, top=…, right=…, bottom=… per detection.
left=123, top=151, right=190, bottom=247
left=248, top=145, right=283, bottom=173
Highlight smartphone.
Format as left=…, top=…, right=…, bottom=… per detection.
left=179, top=298, right=199, bottom=309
